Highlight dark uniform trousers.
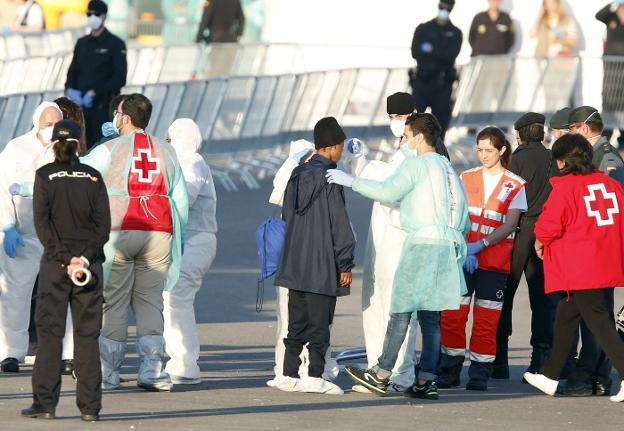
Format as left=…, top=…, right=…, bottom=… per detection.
left=283, top=290, right=336, bottom=379
left=412, top=76, right=453, bottom=139
left=32, top=259, right=103, bottom=415
left=496, top=217, right=557, bottom=357
left=84, top=101, right=110, bottom=150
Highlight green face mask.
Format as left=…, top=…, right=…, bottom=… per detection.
left=401, top=142, right=417, bottom=158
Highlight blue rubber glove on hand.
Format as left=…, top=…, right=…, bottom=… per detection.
left=346, top=138, right=364, bottom=155
left=325, top=169, right=354, bottom=187
left=3, top=225, right=24, bottom=258
left=464, top=255, right=479, bottom=274
left=466, top=240, right=484, bottom=256
left=66, top=88, right=83, bottom=107
left=82, top=91, right=95, bottom=109
left=101, top=122, right=117, bottom=138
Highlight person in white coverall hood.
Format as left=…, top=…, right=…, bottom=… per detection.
left=345, top=92, right=449, bottom=394
left=163, top=118, right=217, bottom=384
left=0, top=102, right=68, bottom=373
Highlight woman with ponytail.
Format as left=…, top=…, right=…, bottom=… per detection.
left=23, top=120, right=111, bottom=422
left=438, top=126, right=528, bottom=391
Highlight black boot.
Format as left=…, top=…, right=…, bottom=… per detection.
left=492, top=339, right=509, bottom=380
left=21, top=405, right=55, bottom=419
left=1, top=357, right=19, bottom=373
left=437, top=355, right=463, bottom=388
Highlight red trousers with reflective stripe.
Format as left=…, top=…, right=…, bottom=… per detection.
left=441, top=269, right=507, bottom=361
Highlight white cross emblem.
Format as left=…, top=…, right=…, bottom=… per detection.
left=584, top=183, right=620, bottom=226
left=131, top=148, right=161, bottom=183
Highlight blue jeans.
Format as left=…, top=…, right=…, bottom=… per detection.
left=378, top=311, right=440, bottom=382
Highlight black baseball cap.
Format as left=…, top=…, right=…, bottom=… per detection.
left=52, top=120, right=81, bottom=142
left=88, top=0, right=108, bottom=15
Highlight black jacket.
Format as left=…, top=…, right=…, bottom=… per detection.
left=411, top=19, right=462, bottom=76
left=275, top=155, right=355, bottom=297
left=65, top=28, right=127, bottom=109
left=469, top=11, right=515, bottom=56
left=196, top=0, right=245, bottom=43
left=596, top=3, right=624, bottom=56
left=508, top=142, right=557, bottom=219
left=33, top=158, right=111, bottom=265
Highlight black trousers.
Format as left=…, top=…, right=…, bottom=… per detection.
left=32, top=259, right=103, bottom=415
left=541, top=290, right=624, bottom=381
left=83, top=104, right=109, bottom=150
left=283, top=290, right=336, bottom=379
left=411, top=78, right=453, bottom=139
left=497, top=218, right=556, bottom=353
left=566, top=288, right=615, bottom=385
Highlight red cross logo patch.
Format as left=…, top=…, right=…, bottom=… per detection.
left=131, top=148, right=161, bottom=183
left=584, top=183, right=620, bottom=226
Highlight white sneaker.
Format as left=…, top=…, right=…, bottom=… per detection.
left=170, top=375, right=201, bottom=385
left=610, top=381, right=624, bottom=402
left=352, top=384, right=372, bottom=394
left=299, top=377, right=344, bottom=395
left=523, top=372, right=558, bottom=396
left=274, top=376, right=302, bottom=392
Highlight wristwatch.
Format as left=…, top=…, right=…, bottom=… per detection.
left=481, top=238, right=490, bottom=248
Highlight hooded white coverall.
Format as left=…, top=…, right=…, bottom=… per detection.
left=345, top=147, right=417, bottom=388
left=163, top=119, right=218, bottom=380
left=0, top=102, right=74, bottom=362
left=267, top=140, right=339, bottom=385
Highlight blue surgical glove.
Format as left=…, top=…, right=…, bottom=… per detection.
left=326, top=169, right=354, bottom=187
left=101, top=122, right=117, bottom=138
left=3, top=225, right=24, bottom=258
left=421, top=42, right=433, bottom=53
left=464, top=255, right=479, bottom=274
left=82, top=92, right=94, bottom=109
left=66, top=88, right=83, bottom=107
left=466, top=240, right=484, bottom=256
left=346, top=138, right=364, bottom=155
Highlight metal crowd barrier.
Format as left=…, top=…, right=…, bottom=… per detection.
left=1, top=27, right=85, bottom=60
left=0, top=67, right=411, bottom=191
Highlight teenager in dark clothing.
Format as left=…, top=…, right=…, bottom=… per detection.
left=274, top=117, right=356, bottom=395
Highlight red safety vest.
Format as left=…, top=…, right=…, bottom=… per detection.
left=461, top=166, right=526, bottom=274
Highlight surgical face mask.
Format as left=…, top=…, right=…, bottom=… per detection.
left=87, top=15, right=103, bottom=31
left=39, top=126, right=54, bottom=144
left=401, top=142, right=416, bottom=158
left=112, top=112, right=123, bottom=135
left=390, top=119, right=406, bottom=138
left=438, top=8, right=450, bottom=21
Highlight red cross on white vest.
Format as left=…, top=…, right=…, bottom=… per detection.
left=584, top=183, right=620, bottom=226
left=131, top=148, right=161, bottom=183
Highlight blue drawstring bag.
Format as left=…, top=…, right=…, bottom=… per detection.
left=255, top=217, right=286, bottom=311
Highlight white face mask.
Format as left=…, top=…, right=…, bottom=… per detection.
left=438, top=9, right=450, bottom=21
left=390, top=119, right=406, bottom=138
left=87, top=15, right=103, bottom=31
left=39, top=126, right=54, bottom=144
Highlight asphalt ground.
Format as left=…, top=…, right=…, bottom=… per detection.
left=0, top=180, right=622, bottom=431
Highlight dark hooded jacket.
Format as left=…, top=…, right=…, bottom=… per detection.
left=275, top=154, right=355, bottom=297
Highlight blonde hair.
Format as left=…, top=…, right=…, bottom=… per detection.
left=537, top=0, right=570, bottom=28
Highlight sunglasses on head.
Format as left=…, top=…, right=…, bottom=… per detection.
left=87, top=12, right=103, bottom=17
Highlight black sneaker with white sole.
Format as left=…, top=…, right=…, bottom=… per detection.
left=344, top=366, right=389, bottom=396
left=404, top=380, right=439, bottom=400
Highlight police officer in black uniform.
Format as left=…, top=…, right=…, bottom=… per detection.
left=493, top=113, right=558, bottom=380
left=468, top=0, right=515, bottom=56
left=65, top=0, right=127, bottom=149
left=410, top=0, right=462, bottom=139
left=21, top=120, right=111, bottom=422
left=596, top=2, right=624, bottom=145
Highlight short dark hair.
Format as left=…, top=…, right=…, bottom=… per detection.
left=405, top=113, right=441, bottom=146
left=476, top=126, right=512, bottom=167
left=552, top=134, right=594, bottom=175
left=121, top=93, right=152, bottom=130
left=313, top=117, right=346, bottom=150
left=109, top=94, right=126, bottom=120
left=518, top=123, right=545, bottom=143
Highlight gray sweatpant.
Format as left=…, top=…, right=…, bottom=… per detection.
left=102, top=230, right=172, bottom=342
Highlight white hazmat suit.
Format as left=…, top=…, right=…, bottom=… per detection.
left=163, top=119, right=218, bottom=383
left=0, top=102, right=75, bottom=363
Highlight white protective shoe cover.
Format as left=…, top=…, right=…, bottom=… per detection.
left=609, top=381, right=624, bottom=402
left=170, top=375, right=201, bottom=385
left=274, top=376, right=302, bottom=392
left=352, top=384, right=372, bottom=394
left=137, top=335, right=173, bottom=392
left=267, top=374, right=292, bottom=388
left=99, top=336, right=126, bottom=390
left=523, top=372, right=558, bottom=396
left=299, top=377, right=344, bottom=395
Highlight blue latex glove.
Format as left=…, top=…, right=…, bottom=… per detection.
left=346, top=138, right=364, bottom=155
left=466, top=240, right=484, bottom=256
left=464, top=255, right=479, bottom=274
left=326, top=169, right=354, bottom=187
left=82, top=92, right=94, bottom=109
left=66, top=88, right=83, bottom=107
left=101, top=122, right=117, bottom=138
left=3, top=226, right=24, bottom=258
